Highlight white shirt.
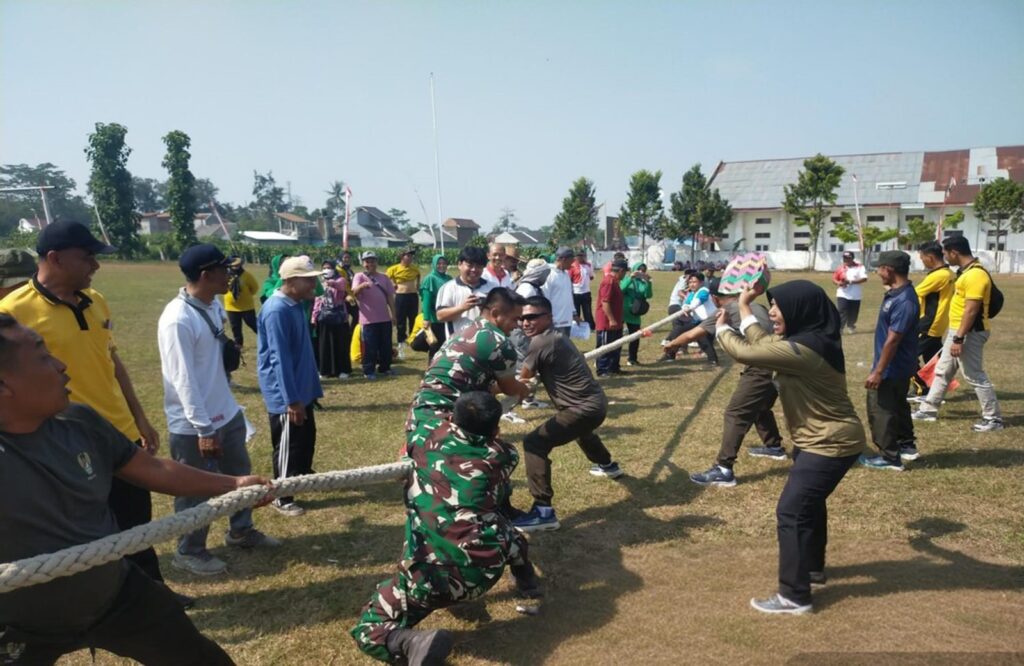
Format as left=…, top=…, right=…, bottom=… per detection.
left=158, top=291, right=240, bottom=437
left=435, top=277, right=496, bottom=336
left=482, top=265, right=512, bottom=289
left=668, top=275, right=690, bottom=307
left=571, top=262, right=594, bottom=295
left=836, top=263, right=868, bottom=300
left=542, top=265, right=575, bottom=328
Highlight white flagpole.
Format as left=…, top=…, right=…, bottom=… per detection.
left=852, top=174, right=865, bottom=256
left=92, top=203, right=112, bottom=245
left=430, top=73, right=445, bottom=252
left=343, top=186, right=352, bottom=251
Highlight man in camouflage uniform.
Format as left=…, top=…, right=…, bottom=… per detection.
left=405, top=287, right=531, bottom=452
left=352, top=392, right=541, bottom=664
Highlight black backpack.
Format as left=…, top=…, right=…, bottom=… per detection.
left=965, top=263, right=1004, bottom=322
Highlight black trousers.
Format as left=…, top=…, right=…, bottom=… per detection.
left=573, top=293, right=595, bottom=329
left=316, top=320, right=352, bottom=377
left=361, top=321, right=393, bottom=375
left=837, top=298, right=861, bottom=330
left=426, top=322, right=447, bottom=364
left=866, top=376, right=915, bottom=462
left=523, top=409, right=612, bottom=505
left=394, top=294, right=419, bottom=342
left=108, top=452, right=162, bottom=582
left=226, top=309, right=257, bottom=347
left=626, top=322, right=641, bottom=363
left=595, top=329, right=622, bottom=375
left=269, top=406, right=316, bottom=505
left=5, top=563, right=233, bottom=665
left=911, top=334, right=943, bottom=393
left=718, top=367, right=782, bottom=467
left=776, top=448, right=858, bottom=605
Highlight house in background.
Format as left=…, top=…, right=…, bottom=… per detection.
left=240, top=230, right=300, bottom=246
left=345, top=206, right=411, bottom=248
left=490, top=229, right=550, bottom=248
left=410, top=226, right=458, bottom=248
left=274, top=212, right=324, bottom=244
left=442, top=218, right=480, bottom=247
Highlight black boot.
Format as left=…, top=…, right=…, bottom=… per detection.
left=385, top=628, right=454, bottom=666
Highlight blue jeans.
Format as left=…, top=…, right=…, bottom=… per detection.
left=361, top=321, right=393, bottom=376
left=169, top=410, right=253, bottom=556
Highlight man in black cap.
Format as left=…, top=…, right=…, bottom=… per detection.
left=0, top=249, right=37, bottom=301
left=0, top=221, right=188, bottom=604
left=861, top=251, right=919, bottom=471
left=833, top=250, right=868, bottom=333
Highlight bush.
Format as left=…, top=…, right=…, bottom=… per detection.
left=0, top=229, right=39, bottom=251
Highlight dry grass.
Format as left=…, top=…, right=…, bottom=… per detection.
left=55, top=263, right=1023, bottom=665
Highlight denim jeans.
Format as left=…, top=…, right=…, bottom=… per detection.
left=169, top=410, right=253, bottom=556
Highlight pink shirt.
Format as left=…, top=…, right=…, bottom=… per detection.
left=352, top=272, right=395, bottom=325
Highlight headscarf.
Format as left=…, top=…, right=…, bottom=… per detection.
left=260, top=254, right=286, bottom=300
left=419, top=254, right=453, bottom=322
left=766, top=279, right=845, bottom=374
left=518, top=258, right=550, bottom=288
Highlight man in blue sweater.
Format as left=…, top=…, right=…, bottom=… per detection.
left=257, top=255, right=324, bottom=516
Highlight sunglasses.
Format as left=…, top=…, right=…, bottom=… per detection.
left=518, top=313, right=550, bottom=322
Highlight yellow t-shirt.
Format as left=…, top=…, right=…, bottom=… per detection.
left=0, top=280, right=140, bottom=440
left=386, top=264, right=420, bottom=290
left=914, top=265, right=955, bottom=337
left=949, top=262, right=992, bottom=332
left=224, top=269, right=260, bottom=312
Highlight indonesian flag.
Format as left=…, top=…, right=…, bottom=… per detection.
left=343, top=185, right=353, bottom=250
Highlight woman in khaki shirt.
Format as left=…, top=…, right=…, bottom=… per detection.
left=717, top=279, right=866, bottom=615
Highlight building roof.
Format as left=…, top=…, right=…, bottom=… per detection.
left=241, top=230, right=298, bottom=242
left=708, top=145, right=1024, bottom=211
left=491, top=229, right=549, bottom=245
left=443, top=217, right=479, bottom=229
left=357, top=206, right=392, bottom=221
left=197, top=222, right=237, bottom=239
left=353, top=206, right=410, bottom=241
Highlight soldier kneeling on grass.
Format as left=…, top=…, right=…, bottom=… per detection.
left=351, top=391, right=541, bottom=665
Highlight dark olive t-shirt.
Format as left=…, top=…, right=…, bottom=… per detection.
left=0, top=404, right=138, bottom=634
left=523, top=328, right=607, bottom=414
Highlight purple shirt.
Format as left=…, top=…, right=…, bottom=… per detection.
left=353, top=271, right=395, bottom=325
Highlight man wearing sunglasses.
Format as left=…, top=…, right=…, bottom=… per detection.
left=512, top=295, right=624, bottom=532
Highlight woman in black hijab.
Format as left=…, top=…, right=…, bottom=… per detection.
left=716, top=280, right=866, bottom=615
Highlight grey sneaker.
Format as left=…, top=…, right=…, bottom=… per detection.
left=589, top=462, right=624, bottom=479
left=748, top=446, right=787, bottom=460
left=521, top=398, right=549, bottom=410
left=972, top=419, right=1004, bottom=432
left=911, top=410, right=938, bottom=422
left=225, top=528, right=282, bottom=549
left=172, top=552, right=227, bottom=576
left=750, top=593, right=812, bottom=615
left=689, top=464, right=737, bottom=487
left=500, top=411, right=527, bottom=424
left=272, top=500, right=305, bottom=517
left=899, top=445, right=920, bottom=462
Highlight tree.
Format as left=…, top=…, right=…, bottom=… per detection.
left=491, top=207, right=519, bottom=235
left=553, top=178, right=599, bottom=246
left=899, top=211, right=964, bottom=248
left=161, top=130, right=198, bottom=249
left=132, top=177, right=164, bottom=212
left=619, top=170, right=665, bottom=252
left=0, top=163, right=91, bottom=234
left=974, top=177, right=1024, bottom=266
left=388, top=208, right=417, bottom=235
left=324, top=180, right=347, bottom=221
left=666, top=163, right=733, bottom=259
left=829, top=212, right=899, bottom=267
left=466, top=234, right=490, bottom=249
left=85, top=123, right=142, bottom=257
left=251, top=170, right=287, bottom=227
left=193, top=178, right=219, bottom=209
left=782, top=153, right=844, bottom=270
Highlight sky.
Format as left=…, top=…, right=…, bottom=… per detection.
left=2, top=0, right=1023, bottom=232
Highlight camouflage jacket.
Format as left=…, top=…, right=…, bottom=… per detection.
left=406, top=318, right=517, bottom=428
left=403, top=417, right=519, bottom=568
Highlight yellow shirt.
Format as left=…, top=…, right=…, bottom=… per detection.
left=386, top=264, right=421, bottom=292
left=949, top=262, right=992, bottom=332
left=224, top=269, right=260, bottom=312
left=914, top=265, right=955, bottom=337
left=0, top=279, right=140, bottom=440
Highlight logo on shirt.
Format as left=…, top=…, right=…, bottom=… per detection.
left=77, top=451, right=96, bottom=480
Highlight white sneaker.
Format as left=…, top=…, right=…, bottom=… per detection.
left=501, top=412, right=527, bottom=424
left=172, top=552, right=227, bottom=576
left=397, top=343, right=407, bottom=360
left=338, top=373, right=351, bottom=380
left=521, top=399, right=549, bottom=410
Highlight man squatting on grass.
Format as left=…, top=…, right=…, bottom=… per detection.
left=512, top=295, right=624, bottom=532
left=667, top=279, right=788, bottom=488
left=0, top=314, right=272, bottom=664
left=351, top=392, right=541, bottom=664
left=716, top=281, right=866, bottom=615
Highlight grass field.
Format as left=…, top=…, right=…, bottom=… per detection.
left=56, top=262, right=1023, bottom=665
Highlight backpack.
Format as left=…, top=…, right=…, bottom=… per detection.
left=317, top=289, right=347, bottom=326
left=965, top=263, right=1004, bottom=323
left=627, top=280, right=650, bottom=316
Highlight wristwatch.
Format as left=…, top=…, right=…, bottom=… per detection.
left=952, top=335, right=966, bottom=344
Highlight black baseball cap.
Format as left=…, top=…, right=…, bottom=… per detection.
left=36, top=221, right=116, bottom=256
left=179, top=244, right=232, bottom=279
left=871, top=250, right=911, bottom=273
left=610, top=259, right=629, bottom=271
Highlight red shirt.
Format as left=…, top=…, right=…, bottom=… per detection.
left=595, top=273, right=623, bottom=331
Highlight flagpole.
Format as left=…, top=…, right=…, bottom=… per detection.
left=430, top=73, right=445, bottom=252
left=343, top=186, right=352, bottom=251
left=936, top=176, right=955, bottom=242
left=852, top=174, right=865, bottom=256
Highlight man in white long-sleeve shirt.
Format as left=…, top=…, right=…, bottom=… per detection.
left=543, top=247, right=576, bottom=337
left=157, top=244, right=279, bottom=576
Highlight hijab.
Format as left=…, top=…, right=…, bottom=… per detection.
left=766, top=279, right=845, bottom=374
left=518, top=259, right=550, bottom=287
left=260, top=254, right=287, bottom=300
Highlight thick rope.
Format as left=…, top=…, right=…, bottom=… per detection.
left=0, top=462, right=410, bottom=594
left=580, top=308, right=689, bottom=360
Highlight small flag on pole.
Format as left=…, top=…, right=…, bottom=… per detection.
left=343, top=185, right=353, bottom=250
left=936, top=177, right=957, bottom=241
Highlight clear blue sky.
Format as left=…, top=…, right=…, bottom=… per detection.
left=2, top=0, right=1023, bottom=231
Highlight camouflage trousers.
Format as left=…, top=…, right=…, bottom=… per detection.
left=351, top=538, right=528, bottom=662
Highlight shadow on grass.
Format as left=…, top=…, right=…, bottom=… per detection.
left=816, top=518, right=1024, bottom=610
left=918, top=448, right=1024, bottom=469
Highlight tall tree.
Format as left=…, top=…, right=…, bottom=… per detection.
left=666, top=163, right=733, bottom=258
left=387, top=208, right=416, bottom=235
left=85, top=123, right=142, bottom=257
left=324, top=180, right=347, bottom=221
left=974, top=177, right=1024, bottom=266
left=619, top=170, right=665, bottom=252
left=899, top=211, right=964, bottom=248
left=161, top=130, right=198, bottom=249
left=0, top=163, right=91, bottom=233
left=782, top=153, right=845, bottom=270
left=131, top=177, right=164, bottom=212
left=193, top=178, right=219, bottom=209
left=491, top=207, right=519, bottom=235
left=829, top=212, right=899, bottom=267
left=553, top=178, right=599, bottom=245
left=251, top=170, right=287, bottom=227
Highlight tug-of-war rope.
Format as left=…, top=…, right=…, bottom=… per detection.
left=0, top=309, right=690, bottom=594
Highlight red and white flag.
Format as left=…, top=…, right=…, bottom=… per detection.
left=936, top=176, right=957, bottom=241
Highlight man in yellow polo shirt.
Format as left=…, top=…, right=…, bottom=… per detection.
left=912, top=235, right=1002, bottom=431
left=910, top=240, right=956, bottom=395
left=386, top=248, right=421, bottom=359
left=0, top=221, right=189, bottom=604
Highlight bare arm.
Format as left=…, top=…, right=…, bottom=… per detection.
left=112, top=351, right=160, bottom=454
left=116, top=449, right=271, bottom=501
left=496, top=374, right=531, bottom=401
